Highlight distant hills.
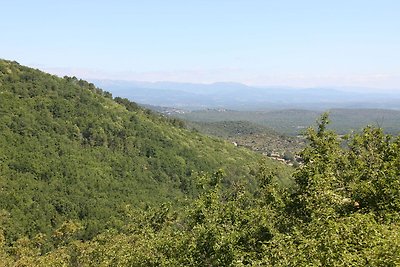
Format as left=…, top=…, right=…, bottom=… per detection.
left=92, top=79, right=400, bottom=110
left=174, top=108, right=400, bottom=135
left=90, top=79, right=400, bottom=135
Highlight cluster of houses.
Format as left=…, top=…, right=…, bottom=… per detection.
left=264, top=151, right=303, bottom=166
left=161, top=108, right=187, bottom=115
left=231, top=140, right=302, bottom=166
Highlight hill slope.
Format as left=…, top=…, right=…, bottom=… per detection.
left=187, top=120, right=306, bottom=159
left=92, top=79, right=400, bottom=110
left=0, top=60, right=288, bottom=241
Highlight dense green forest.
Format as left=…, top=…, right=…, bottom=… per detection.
left=1, top=60, right=399, bottom=266
left=175, top=108, right=400, bottom=135
left=0, top=59, right=289, bottom=244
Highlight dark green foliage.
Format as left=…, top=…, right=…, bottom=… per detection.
left=0, top=59, right=274, bottom=244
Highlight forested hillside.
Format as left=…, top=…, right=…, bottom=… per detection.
left=0, top=60, right=399, bottom=266
left=0, top=59, right=289, bottom=244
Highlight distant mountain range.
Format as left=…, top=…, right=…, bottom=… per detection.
left=91, top=80, right=400, bottom=110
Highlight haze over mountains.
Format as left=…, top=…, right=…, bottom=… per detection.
left=92, top=79, right=400, bottom=110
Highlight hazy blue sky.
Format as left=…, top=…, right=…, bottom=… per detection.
left=1, top=0, right=399, bottom=88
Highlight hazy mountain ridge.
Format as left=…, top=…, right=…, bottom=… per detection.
left=92, top=79, right=400, bottom=110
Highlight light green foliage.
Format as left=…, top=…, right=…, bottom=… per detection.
left=347, top=127, right=400, bottom=220
left=293, top=113, right=348, bottom=219
left=273, top=113, right=400, bottom=265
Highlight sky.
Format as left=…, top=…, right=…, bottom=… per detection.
left=1, top=0, right=400, bottom=89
